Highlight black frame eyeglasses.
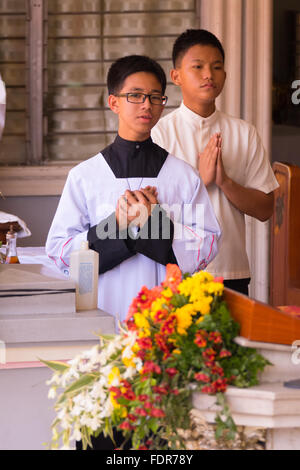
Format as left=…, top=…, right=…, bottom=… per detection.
left=116, top=92, right=168, bottom=106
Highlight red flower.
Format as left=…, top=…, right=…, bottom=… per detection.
left=120, top=379, right=131, bottom=388
left=135, top=407, right=148, bottom=417
left=150, top=408, right=166, bottom=418
left=213, top=276, right=224, bottom=284
left=119, top=421, right=135, bottom=431
left=136, top=349, right=147, bottom=361
left=141, top=361, right=161, bottom=375
left=127, top=414, right=137, bottom=422
left=162, top=264, right=182, bottom=292
left=219, top=349, right=232, bottom=358
left=194, top=372, right=210, bottom=383
left=137, top=337, right=153, bottom=350
left=161, top=314, right=177, bottom=336
left=138, top=445, right=149, bottom=450
left=210, top=364, right=224, bottom=377
left=109, top=386, right=122, bottom=398
left=154, top=334, right=170, bottom=355
left=153, top=385, right=169, bottom=395
left=202, top=348, right=217, bottom=361
left=211, top=378, right=228, bottom=393
left=201, top=385, right=214, bottom=394
left=208, top=331, right=223, bottom=344
left=194, top=336, right=207, bottom=348
left=138, top=394, right=149, bottom=402
left=194, top=330, right=208, bottom=348
left=153, top=309, right=168, bottom=323
left=144, top=401, right=153, bottom=410
left=123, top=389, right=136, bottom=400
left=125, top=285, right=163, bottom=322
left=165, top=367, right=178, bottom=377
left=171, top=389, right=179, bottom=396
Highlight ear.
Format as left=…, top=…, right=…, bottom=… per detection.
left=170, top=68, right=181, bottom=87
left=108, top=94, right=120, bottom=114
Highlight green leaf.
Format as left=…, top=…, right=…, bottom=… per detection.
left=64, top=373, right=97, bottom=394
left=39, top=358, right=70, bottom=373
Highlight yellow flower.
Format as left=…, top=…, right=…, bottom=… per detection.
left=108, top=366, right=121, bottom=386
left=162, top=287, right=173, bottom=299
left=122, top=356, right=136, bottom=368
left=134, top=312, right=150, bottom=330
left=174, top=305, right=194, bottom=335
left=192, top=297, right=212, bottom=315
left=172, top=349, right=181, bottom=355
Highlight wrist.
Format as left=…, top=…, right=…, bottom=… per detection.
left=218, top=175, right=232, bottom=192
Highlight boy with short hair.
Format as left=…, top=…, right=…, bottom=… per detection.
left=152, top=29, right=279, bottom=295
left=46, top=55, right=220, bottom=324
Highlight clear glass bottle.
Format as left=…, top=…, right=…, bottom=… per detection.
left=5, top=224, right=20, bottom=264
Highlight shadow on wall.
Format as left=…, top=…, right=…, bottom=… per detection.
left=1, top=196, right=60, bottom=247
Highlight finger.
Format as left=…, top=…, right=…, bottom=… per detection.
left=139, top=188, right=158, bottom=204
left=125, top=190, right=139, bottom=205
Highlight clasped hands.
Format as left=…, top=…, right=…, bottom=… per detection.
left=116, top=186, right=158, bottom=230
left=197, top=132, right=229, bottom=188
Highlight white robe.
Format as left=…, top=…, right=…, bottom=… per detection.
left=46, top=152, right=221, bottom=324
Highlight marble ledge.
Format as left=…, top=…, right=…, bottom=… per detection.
left=192, top=382, right=300, bottom=429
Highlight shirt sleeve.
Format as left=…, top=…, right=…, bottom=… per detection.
left=169, top=176, right=221, bottom=274
left=244, top=125, right=279, bottom=194
left=45, top=171, right=137, bottom=274
left=134, top=205, right=177, bottom=265
left=45, top=170, right=90, bottom=273
left=87, top=213, right=137, bottom=274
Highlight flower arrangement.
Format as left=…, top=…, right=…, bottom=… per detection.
left=44, top=265, right=269, bottom=450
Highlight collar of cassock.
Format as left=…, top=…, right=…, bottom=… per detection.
left=101, top=134, right=168, bottom=178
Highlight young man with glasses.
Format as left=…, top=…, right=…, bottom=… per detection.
left=46, top=55, right=220, bottom=328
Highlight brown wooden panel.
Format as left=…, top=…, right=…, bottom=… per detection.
left=5, top=88, right=26, bottom=111
left=48, top=0, right=102, bottom=14
left=3, top=111, right=26, bottom=135
left=48, top=109, right=118, bottom=133
left=270, top=162, right=300, bottom=306
left=0, top=0, right=26, bottom=14
left=48, top=60, right=174, bottom=86
left=48, top=0, right=195, bottom=14
left=48, top=12, right=195, bottom=38
left=0, top=15, right=26, bottom=38
left=46, top=133, right=114, bottom=162
left=0, top=64, right=26, bottom=87
left=48, top=63, right=104, bottom=86
left=48, top=36, right=177, bottom=62
left=224, top=287, right=300, bottom=345
left=0, top=39, right=25, bottom=62
left=0, top=135, right=27, bottom=165
left=104, top=0, right=196, bottom=12
left=47, top=86, right=104, bottom=110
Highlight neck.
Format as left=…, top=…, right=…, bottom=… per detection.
left=118, top=127, right=151, bottom=142
left=183, top=100, right=216, bottom=118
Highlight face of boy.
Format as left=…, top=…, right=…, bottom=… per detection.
left=109, top=72, right=165, bottom=141
left=171, top=44, right=226, bottom=116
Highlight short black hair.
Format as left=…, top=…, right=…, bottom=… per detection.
left=172, top=29, right=225, bottom=67
left=107, top=55, right=167, bottom=95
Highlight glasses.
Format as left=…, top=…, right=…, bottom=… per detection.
left=116, top=92, right=168, bottom=106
